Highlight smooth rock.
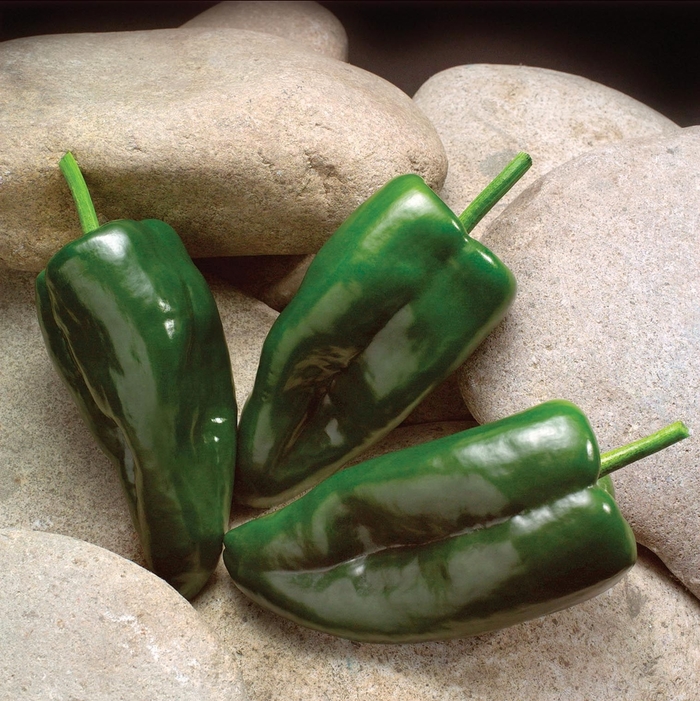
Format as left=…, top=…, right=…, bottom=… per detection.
left=0, top=264, right=275, bottom=567
left=0, top=529, right=247, bottom=701
left=459, top=127, right=700, bottom=599
left=0, top=28, right=446, bottom=271
left=196, top=421, right=700, bottom=700
left=413, top=64, right=679, bottom=235
left=182, top=1, right=348, bottom=61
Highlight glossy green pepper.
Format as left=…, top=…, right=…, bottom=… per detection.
left=36, top=153, right=237, bottom=600
left=235, top=154, right=532, bottom=508
left=224, top=400, right=688, bottom=642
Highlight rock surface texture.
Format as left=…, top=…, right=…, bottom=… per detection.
left=0, top=264, right=275, bottom=563
left=460, top=127, right=700, bottom=599
left=413, top=64, right=679, bottom=235
left=195, top=421, right=700, bottom=700
left=0, top=529, right=247, bottom=701
left=181, top=1, right=348, bottom=61
left=0, top=28, right=446, bottom=271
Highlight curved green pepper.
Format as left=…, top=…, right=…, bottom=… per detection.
left=36, top=153, right=237, bottom=599
left=235, top=155, right=531, bottom=508
left=223, top=400, right=688, bottom=642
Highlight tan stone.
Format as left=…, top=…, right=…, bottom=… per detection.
left=0, top=28, right=446, bottom=271
left=460, top=127, right=700, bottom=599
left=0, top=529, right=247, bottom=701
left=182, top=1, right=348, bottom=61
left=413, top=64, right=679, bottom=236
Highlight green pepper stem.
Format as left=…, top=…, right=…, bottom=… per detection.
left=599, top=421, right=690, bottom=478
left=458, top=152, right=532, bottom=234
left=59, top=151, right=100, bottom=235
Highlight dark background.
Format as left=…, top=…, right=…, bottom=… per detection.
left=1, top=1, right=698, bottom=126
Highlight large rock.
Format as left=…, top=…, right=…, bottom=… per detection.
left=182, top=1, right=348, bottom=61
left=0, top=529, right=247, bottom=701
left=0, top=28, right=446, bottom=271
left=0, top=264, right=275, bottom=567
left=413, top=64, right=679, bottom=235
left=195, top=421, right=700, bottom=699
left=459, top=127, right=700, bottom=599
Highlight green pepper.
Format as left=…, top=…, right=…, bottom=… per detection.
left=235, top=154, right=531, bottom=508
left=223, top=400, right=688, bottom=642
left=36, top=153, right=237, bottom=600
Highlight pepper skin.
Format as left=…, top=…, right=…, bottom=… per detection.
left=224, top=401, right=641, bottom=642
left=236, top=164, right=524, bottom=508
left=36, top=156, right=237, bottom=600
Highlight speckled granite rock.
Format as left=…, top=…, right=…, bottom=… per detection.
left=459, top=127, right=700, bottom=599
left=0, top=529, right=247, bottom=701
left=182, top=1, right=348, bottom=61
left=0, top=28, right=446, bottom=271
left=413, top=64, right=679, bottom=236
left=0, top=264, right=275, bottom=564
left=196, top=421, right=700, bottom=700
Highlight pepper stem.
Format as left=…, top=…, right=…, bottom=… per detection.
left=458, top=152, right=532, bottom=234
left=59, top=151, right=100, bottom=235
left=599, top=421, right=690, bottom=478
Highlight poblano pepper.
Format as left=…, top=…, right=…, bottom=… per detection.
left=36, top=153, right=237, bottom=600
left=236, top=154, right=531, bottom=508
left=224, top=400, right=688, bottom=643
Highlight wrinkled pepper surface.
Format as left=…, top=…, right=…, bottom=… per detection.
left=224, top=400, right=688, bottom=642
left=236, top=154, right=531, bottom=508
left=36, top=153, right=237, bottom=600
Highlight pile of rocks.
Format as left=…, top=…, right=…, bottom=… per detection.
left=1, top=2, right=698, bottom=699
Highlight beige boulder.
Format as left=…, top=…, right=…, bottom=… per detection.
left=0, top=529, right=247, bottom=701
left=0, top=28, right=446, bottom=271
left=413, top=64, right=679, bottom=235
left=182, top=1, right=348, bottom=61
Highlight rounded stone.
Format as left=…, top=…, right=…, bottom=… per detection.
left=413, top=64, right=679, bottom=236
left=0, top=28, right=446, bottom=271
left=181, top=1, right=348, bottom=61
left=459, top=127, right=700, bottom=598
left=0, top=528, right=247, bottom=701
